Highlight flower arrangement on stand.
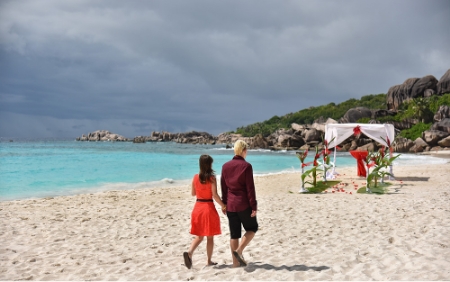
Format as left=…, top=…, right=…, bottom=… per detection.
left=319, top=138, right=335, bottom=182
left=296, top=150, right=309, bottom=192
left=359, top=147, right=400, bottom=194
left=298, top=145, right=340, bottom=193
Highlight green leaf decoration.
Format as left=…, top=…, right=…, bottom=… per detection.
left=302, top=180, right=341, bottom=194
left=357, top=183, right=392, bottom=194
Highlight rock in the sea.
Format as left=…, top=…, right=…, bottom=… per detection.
left=133, top=136, right=146, bottom=143
left=77, top=130, right=129, bottom=142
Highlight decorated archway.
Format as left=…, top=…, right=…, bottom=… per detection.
left=324, top=123, right=396, bottom=179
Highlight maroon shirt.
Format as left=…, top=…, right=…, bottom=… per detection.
left=220, top=155, right=257, bottom=212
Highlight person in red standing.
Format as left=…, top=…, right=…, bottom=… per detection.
left=183, top=155, right=226, bottom=269
left=220, top=140, right=258, bottom=267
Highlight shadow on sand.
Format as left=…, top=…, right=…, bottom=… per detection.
left=244, top=262, right=330, bottom=273
left=396, top=176, right=430, bottom=181
left=214, top=262, right=329, bottom=273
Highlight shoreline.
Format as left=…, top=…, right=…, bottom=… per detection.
left=1, top=161, right=450, bottom=280
left=1, top=152, right=448, bottom=203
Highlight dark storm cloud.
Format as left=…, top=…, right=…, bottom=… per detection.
left=0, top=0, right=449, bottom=138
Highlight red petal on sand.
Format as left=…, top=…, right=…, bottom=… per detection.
left=332, top=191, right=335, bottom=193
left=350, top=192, right=352, bottom=194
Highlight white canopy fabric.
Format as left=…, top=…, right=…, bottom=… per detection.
left=324, top=123, right=395, bottom=149
left=324, top=123, right=396, bottom=180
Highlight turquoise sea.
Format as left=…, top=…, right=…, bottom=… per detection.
left=0, top=138, right=447, bottom=201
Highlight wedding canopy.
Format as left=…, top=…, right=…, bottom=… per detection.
left=324, top=123, right=396, bottom=179
left=324, top=123, right=395, bottom=149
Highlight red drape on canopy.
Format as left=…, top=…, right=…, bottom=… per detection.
left=350, top=150, right=368, bottom=177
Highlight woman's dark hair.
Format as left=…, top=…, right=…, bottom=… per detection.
left=199, top=155, right=215, bottom=184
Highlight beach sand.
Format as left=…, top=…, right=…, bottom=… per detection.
left=1, top=159, right=450, bottom=280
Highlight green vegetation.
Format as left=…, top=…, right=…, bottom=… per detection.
left=234, top=93, right=387, bottom=137
left=398, top=122, right=431, bottom=140
left=370, top=93, right=450, bottom=124
left=233, top=93, right=450, bottom=138
left=368, top=93, right=449, bottom=139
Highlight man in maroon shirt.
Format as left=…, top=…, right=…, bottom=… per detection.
left=220, top=140, right=258, bottom=267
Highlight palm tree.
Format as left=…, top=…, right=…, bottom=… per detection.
left=411, top=97, right=430, bottom=123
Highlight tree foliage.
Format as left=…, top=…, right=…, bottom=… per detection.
left=234, top=93, right=387, bottom=137
left=232, top=93, right=449, bottom=138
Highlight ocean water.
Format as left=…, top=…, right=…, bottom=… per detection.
left=0, top=139, right=447, bottom=201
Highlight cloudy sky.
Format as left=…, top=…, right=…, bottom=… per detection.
left=1, top=0, right=449, bottom=138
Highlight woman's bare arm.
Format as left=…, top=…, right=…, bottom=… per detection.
left=211, top=177, right=226, bottom=212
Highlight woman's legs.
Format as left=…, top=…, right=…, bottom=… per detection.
left=206, top=236, right=215, bottom=265
left=188, top=236, right=204, bottom=259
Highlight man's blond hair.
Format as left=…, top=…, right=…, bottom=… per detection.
left=234, top=140, right=248, bottom=156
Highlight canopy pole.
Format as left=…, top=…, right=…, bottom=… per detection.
left=389, top=150, right=395, bottom=180
left=332, top=146, right=337, bottom=176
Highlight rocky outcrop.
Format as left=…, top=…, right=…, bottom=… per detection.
left=437, top=69, right=450, bottom=95
left=386, top=75, right=439, bottom=111
left=431, top=118, right=450, bottom=133
left=409, top=137, right=428, bottom=153
left=386, top=78, right=419, bottom=111
left=133, top=136, right=146, bottom=143
left=76, top=130, right=129, bottom=142
left=422, top=130, right=450, bottom=146
left=438, top=136, right=450, bottom=147
left=434, top=106, right=450, bottom=122
left=411, top=75, right=438, bottom=98
left=393, top=137, right=414, bottom=153
left=339, top=107, right=372, bottom=123
left=77, top=70, right=450, bottom=152
left=173, top=131, right=217, bottom=144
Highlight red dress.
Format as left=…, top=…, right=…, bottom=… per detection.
left=190, top=174, right=221, bottom=236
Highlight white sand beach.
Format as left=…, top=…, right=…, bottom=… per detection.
left=1, top=158, right=450, bottom=280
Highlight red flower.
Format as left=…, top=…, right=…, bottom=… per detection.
left=332, top=191, right=335, bottom=193
left=353, top=125, right=362, bottom=136
left=350, top=192, right=352, bottom=194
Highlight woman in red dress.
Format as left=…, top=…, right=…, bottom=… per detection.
left=183, top=155, right=226, bottom=269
